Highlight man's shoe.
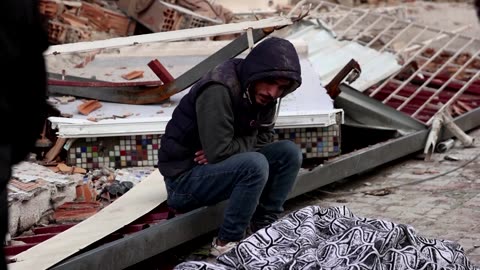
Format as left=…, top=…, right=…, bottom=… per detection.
left=247, top=222, right=266, bottom=237
left=210, top=237, right=238, bottom=257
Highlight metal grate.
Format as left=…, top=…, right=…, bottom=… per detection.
left=290, top=0, right=480, bottom=124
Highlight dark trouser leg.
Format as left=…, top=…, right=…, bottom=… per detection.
left=0, top=188, right=7, bottom=270
left=251, top=140, right=302, bottom=231
left=164, top=152, right=269, bottom=242
left=0, top=147, right=11, bottom=270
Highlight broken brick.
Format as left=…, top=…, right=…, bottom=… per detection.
left=78, top=100, right=102, bottom=115
left=53, top=201, right=102, bottom=223
left=57, top=163, right=87, bottom=174
left=121, top=70, right=144, bottom=80
left=75, top=183, right=96, bottom=202
left=9, top=179, right=49, bottom=193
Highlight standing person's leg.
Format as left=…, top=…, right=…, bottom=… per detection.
left=251, top=140, right=302, bottom=231
left=164, top=152, right=269, bottom=243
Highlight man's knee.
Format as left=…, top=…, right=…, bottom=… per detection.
left=237, top=152, right=269, bottom=184
left=277, top=140, right=302, bottom=167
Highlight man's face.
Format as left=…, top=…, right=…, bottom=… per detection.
left=252, top=78, right=292, bottom=106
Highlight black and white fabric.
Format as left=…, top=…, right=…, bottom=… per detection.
left=175, top=205, right=479, bottom=270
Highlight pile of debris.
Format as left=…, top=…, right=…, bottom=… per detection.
left=331, top=0, right=468, bottom=7
left=38, top=0, right=135, bottom=44
left=8, top=156, right=154, bottom=239
left=37, top=0, right=237, bottom=44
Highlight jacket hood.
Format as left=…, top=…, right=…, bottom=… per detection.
left=238, top=37, right=302, bottom=97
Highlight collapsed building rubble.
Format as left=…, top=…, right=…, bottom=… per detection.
left=38, top=0, right=238, bottom=45
left=8, top=162, right=80, bottom=236
left=38, top=0, right=135, bottom=44
left=294, top=0, right=480, bottom=123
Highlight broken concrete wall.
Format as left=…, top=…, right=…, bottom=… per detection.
left=8, top=162, right=81, bottom=236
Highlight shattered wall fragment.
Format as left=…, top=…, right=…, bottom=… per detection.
left=8, top=162, right=81, bottom=236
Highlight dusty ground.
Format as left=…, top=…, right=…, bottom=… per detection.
left=403, top=1, right=480, bottom=38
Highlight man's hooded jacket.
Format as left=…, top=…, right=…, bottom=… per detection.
left=158, top=37, right=302, bottom=178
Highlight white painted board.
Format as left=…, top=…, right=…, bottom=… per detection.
left=9, top=170, right=167, bottom=270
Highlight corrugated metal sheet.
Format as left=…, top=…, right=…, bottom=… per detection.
left=288, top=0, right=480, bottom=124
left=286, top=25, right=402, bottom=91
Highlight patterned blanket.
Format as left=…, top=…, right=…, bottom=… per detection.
left=175, top=205, right=479, bottom=270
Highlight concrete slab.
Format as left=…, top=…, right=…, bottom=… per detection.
left=8, top=162, right=81, bottom=236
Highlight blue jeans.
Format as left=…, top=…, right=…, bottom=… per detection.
left=164, top=140, right=302, bottom=242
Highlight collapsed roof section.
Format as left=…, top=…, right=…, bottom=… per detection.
left=48, top=52, right=341, bottom=137
left=286, top=27, right=402, bottom=92
left=289, top=0, right=480, bottom=125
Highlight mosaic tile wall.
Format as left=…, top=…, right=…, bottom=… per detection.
left=274, top=125, right=341, bottom=159
left=67, top=125, right=341, bottom=169
left=68, top=136, right=160, bottom=170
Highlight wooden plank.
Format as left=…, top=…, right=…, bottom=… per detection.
left=9, top=170, right=167, bottom=270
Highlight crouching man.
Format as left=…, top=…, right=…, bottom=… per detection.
left=158, top=37, right=303, bottom=256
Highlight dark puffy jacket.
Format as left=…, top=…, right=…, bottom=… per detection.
left=158, top=37, right=302, bottom=178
